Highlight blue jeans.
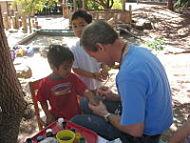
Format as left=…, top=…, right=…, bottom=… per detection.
left=71, top=98, right=160, bottom=143
left=72, top=97, right=122, bottom=140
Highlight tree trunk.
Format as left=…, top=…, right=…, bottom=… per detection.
left=0, top=7, right=27, bottom=143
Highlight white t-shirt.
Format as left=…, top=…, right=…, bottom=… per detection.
left=70, top=40, right=101, bottom=90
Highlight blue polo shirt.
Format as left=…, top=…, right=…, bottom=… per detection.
left=116, top=44, right=173, bottom=135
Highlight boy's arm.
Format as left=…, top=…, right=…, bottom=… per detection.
left=97, top=86, right=121, bottom=101
left=36, top=78, right=55, bottom=125
left=73, top=68, right=96, bottom=79
left=40, top=101, right=55, bottom=125
left=169, top=119, right=190, bottom=143
left=73, top=67, right=108, bottom=81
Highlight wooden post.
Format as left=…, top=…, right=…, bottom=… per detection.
left=73, top=0, right=77, bottom=11
left=122, top=0, right=126, bottom=11
left=12, top=16, right=16, bottom=29
left=14, top=11, right=19, bottom=29
left=6, top=1, right=10, bottom=16
left=129, top=5, right=132, bottom=24
left=22, top=14, right=27, bottom=33
left=167, top=0, right=174, bottom=11
left=31, top=19, right=35, bottom=30
left=82, top=0, right=85, bottom=9
left=62, top=2, right=69, bottom=18
left=28, top=17, right=32, bottom=33
left=18, top=18, right=22, bottom=28
left=34, top=16, right=38, bottom=29
left=3, top=12, right=10, bottom=30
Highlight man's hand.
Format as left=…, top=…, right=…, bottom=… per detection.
left=97, top=86, right=112, bottom=100
left=89, top=101, right=109, bottom=117
left=93, top=72, right=107, bottom=81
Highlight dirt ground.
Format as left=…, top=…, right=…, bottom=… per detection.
left=17, top=4, right=190, bottom=142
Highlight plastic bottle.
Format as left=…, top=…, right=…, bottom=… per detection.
left=46, top=128, right=54, bottom=137
left=62, top=120, right=67, bottom=129
left=57, top=117, right=67, bottom=129
left=78, top=137, right=86, bottom=143
left=74, top=132, right=82, bottom=143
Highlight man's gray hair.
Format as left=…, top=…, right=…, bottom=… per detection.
left=80, top=20, right=118, bottom=51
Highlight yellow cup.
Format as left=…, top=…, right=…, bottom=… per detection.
left=56, top=130, right=75, bottom=143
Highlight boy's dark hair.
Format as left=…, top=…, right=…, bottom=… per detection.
left=47, top=44, right=74, bottom=69
left=71, top=10, right=92, bottom=24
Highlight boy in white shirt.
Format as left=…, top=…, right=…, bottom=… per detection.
left=70, top=10, right=108, bottom=90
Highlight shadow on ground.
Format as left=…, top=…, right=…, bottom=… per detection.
left=133, top=5, right=190, bottom=49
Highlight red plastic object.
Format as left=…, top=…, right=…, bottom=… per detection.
left=30, top=121, right=98, bottom=143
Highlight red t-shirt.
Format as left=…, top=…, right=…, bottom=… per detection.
left=37, top=73, right=87, bottom=120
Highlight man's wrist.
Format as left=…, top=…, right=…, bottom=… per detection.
left=104, top=112, right=111, bottom=122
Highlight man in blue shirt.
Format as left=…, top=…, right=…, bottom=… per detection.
left=71, top=21, right=173, bottom=143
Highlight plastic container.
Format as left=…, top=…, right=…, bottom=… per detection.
left=57, top=118, right=64, bottom=129
left=56, top=130, right=75, bottom=143
left=30, top=121, right=98, bottom=143
left=46, top=128, right=54, bottom=137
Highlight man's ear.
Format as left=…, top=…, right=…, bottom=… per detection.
left=96, top=43, right=104, bottom=51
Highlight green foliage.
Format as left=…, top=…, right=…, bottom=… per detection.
left=145, top=37, right=165, bottom=51
left=86, top=1, right=101, bottom=10
left=112, top=0, right=122, bottom=9
left=14, top=0, right=58, bottom=15
left=86, top=0, right=122, bottom=10
left=174, top=0, right=190, bottom=8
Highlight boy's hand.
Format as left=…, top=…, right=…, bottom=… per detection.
left=100, top=64, right=110, bottom=80
left=84, top=89, right=100, bottom=106
left=97, top=86, right=120, bottom=101
left=93, top=72, right=108, bottom=81
left=46, top=112, right=55, bottom=125
left=93, top=72, right=103, bottom=81
left=88, top=96, right=100, bottom=106
left=100, top=69, right=109, bottom=80
left=97, top=86, right=112, bottom=99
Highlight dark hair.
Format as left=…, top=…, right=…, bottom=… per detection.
left=71, top=10, right=92, bottom=24
left=47, top=45, right=74, bottom=69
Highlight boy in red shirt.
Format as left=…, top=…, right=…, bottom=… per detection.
left=37, top=45, right=98, bottom=125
